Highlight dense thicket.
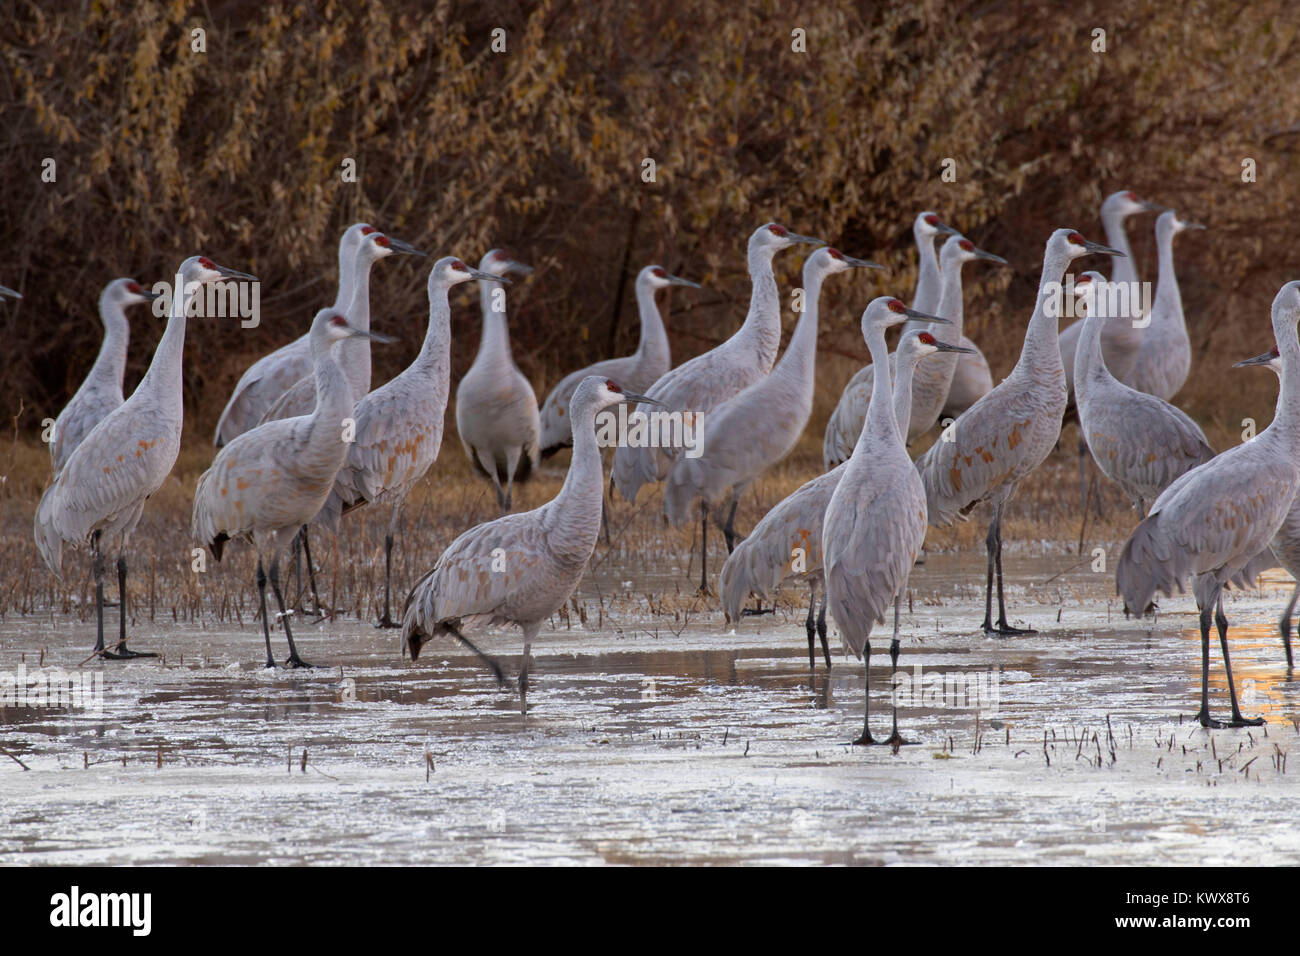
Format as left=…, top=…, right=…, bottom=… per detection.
left=3, top=0, right=1297, bottom=438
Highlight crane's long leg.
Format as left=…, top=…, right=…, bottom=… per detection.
left=1216, top=595, right=1265, bottom=727
left=101, top=553, right=155, bottom=659
left=851, top=640, right=877, bottom=745
left=503, top=448, right=522, bottom=512
left=270, top=555, right=312, bottom=668
left=1077, top=436, right=1090, bottom=520
left=1195, top=596, right=1219, bottom=728
left=256, top=559, right=276, bottom=668
left=885, top=592, right=910, bottom=747
left=721, top=492, right=741, bottom=553
left=300, top=525, right=323, bottom=618
left=376, top=501, right=404, bottom=629
left=816, top=593, right=831, bottom=671
left=980, top=511, right=997, bottom=633
left=804, top=579, right=818, bottom=675
left=989, top=500, right=1035, bottom=636
left=292, top=529, right=304, bottom=612
left=91, top=533, right=106, bottom=655
left=518, top=622, right=540, bottom=716
left=697, top=502, right=714, bottom=596
left=1279, top=583, right=1297, bottom=670
left=445, top=622, right=507, bottom=686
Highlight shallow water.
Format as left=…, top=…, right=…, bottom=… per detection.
left=2, top=552, right=1298, bottom=865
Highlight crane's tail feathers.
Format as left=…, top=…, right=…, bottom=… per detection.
left=210, top=533, right=228, bottom=563
left=33, top=485, right=64, bottom=580
left=1115, top=513, right=1184, bottom=618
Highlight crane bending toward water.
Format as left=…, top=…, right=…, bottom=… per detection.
left=1229, top=344, right=1295, bottom=670
left=916, top=229, right=1123, bottom=635
left=720, top=328, right=969, bottom=674
left=315, top=258, right=506, bottom=628
left=36, top=257, right=256, bottom=659
left=212, top=223, right=419, bottom=446
left=1074, top=272, right=1214, bottom=516
left=1127, top=210, right=1205, bottom=400
left=824, top=298, right=951, bottom=746
left=539, top=265, right=700, bottom=457
left=664, top=247, right=882, bottom=589
left=612, top=223, right=824, bottom=504
left=193, top=309, right=390, bottom=667
left=403, top=377, right=661, bottom=714
left=823, top=235, right=1005, bottom=465
left=1059, top=190, right=1165, bottom=394
left=1117, top=282, right=1300, bottom=726
left=49, top=279, right=162, bottom=473
left=456, top=249, right=540, bottom=512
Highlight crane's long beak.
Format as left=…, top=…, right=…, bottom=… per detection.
left=141, top=289, right=164, bottom=301
left=505, top=260, right=534, bottom=277
left=388, top=237, right=427, bottom=256
left=1140, top=200, right=1168, bottom=213
left=0, top=284, right=20, bottom=299
left=1083, top=239, right=1125, bottom=257
left=844, top=256, right=886, bottom=270
left=973, top=247, right=1008, bottom=264
left=1233, top=350, right=1277, bottom=368
left=622, top=391, right=665, bottom=407
left=788, top=232, right=825, bottom=246
left=1178, top=220, right=1207, bottom=231
left=902, top=307, right=952, bottom=324
left=934, top=221, right=960, bottom=237
left=932, top=339, right=976, bottom=354
left=470, top=269, right=511, bottom=284
left=217, top=266, right=258, bottom=281
left=667, top=274, right=702, bottom=288
left=350, top=327, right=396, bottom=343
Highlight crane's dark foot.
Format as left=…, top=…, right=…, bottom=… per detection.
left=1228, top=714, right=1265, bottom=727
left=741, top=606, right=774, bottom=617
left=984, top=621, right=1036, bottom=637
left=850, top=730, right=879, bottom=746
left=100, top=645, right=157, bottom=660
left=884, top=731, right=912, bottom=747
left=697, top=584, right=716, bottom=598
left=285, top=653, right=314, bottom=669
left=1195, top=708, right=1224, bottom=729
left=263, top=658, right=277, bottom=669
left=374, top=614, right=401, bottom=629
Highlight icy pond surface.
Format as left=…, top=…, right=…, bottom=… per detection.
left=2, top=552, right=1298, bottom=865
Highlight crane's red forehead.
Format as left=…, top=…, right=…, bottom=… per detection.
left=918, top=332, right=937, bottom=344
left=924, top=213, right=940, bottom=226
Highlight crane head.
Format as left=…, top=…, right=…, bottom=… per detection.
left=1104, top=190, right=1166, bottom=217
left=916, top=211, right=959, bottom=238
left=815, top=247, right=884, bottom=275
left=316, top=310, right=395, bottom=345
left=1056, top=229, right=1124, bottom=260
left=1233, top=345, right=1281, bottom=372
left=433, top=256, right=510, bottom=288
left=480, top=248, right=533, bottom=278
left=862, top=296, right=951, bottom=337
left=181, top=256, right=257, bottom=286
left=644, top=265, right=702, bottom=290
left=902, top=329, right=976, bottom=362
left=945, top=236, right=1008, bottom=265
left=753, top=222, right=824, bottom=252
left=105, top=277, right=162, bottom=307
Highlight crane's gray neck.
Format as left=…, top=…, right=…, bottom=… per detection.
left=892, top=351, right=924, bottom=440
left=934, top=248, right=967, bottom=334
left=860, top=320, right=898, bottom=448
left=549, top=398, right=607, bottom=563
left=1151, top=222, right=1182, bottom=325
left=1076, top=296, right=1118, bottom=396
left=88, top=291, right=131, bottom=393
left=633, top=277, right=670, bottom=368
left=1012, top=247, right=1071, bottom=380
left=476, top=280, right=513, bottom=365
left=906, top=224, right=941, bottom=325
left=1270, top=310, right=1300, bottom=445
left=335, top=236, right=358, bottom=312
left=309, top=332, right=354, bottom=436
left=414, top=281, right=453, bottom=403
left=774, top=265, right=825, bottom=384
left=739, top=242, right=782, bottom=370
left=133, top=278, right=193, bottom=418
left=1101, top=207, right=1138, bottom=287
left=338, top=251, right=380, bottom=401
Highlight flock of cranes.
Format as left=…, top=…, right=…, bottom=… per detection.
left=19, top=193, right=1300, bottom=742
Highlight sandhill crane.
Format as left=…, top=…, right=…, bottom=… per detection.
left=539, top=265, right=700, bottom=457
left=193, top=309, right=390, bottom=667
left=824, top=298, right=953, bottom=745
left=1230, top=344, right=1295, bottom=669
left=403, top=376, right=660, bottom=713
left=49, top=279, right=161, bottom=473
left=612, top=223, right=823, bottom=504
left=917, top=229, right=1122, bottom=635
left=35, top=257, right=256, bottom=659
left=314, top=257, right=505, bottom=628
left=1059, top=190, right=1165, bottom=394
left=212, top=223, right=419, bottom=446
left=720, top=328, right=969, bottom=674
left=456, top=249, right=539, bottom=511
left=1127, top=211, right=1205, bottom=400
left=1117, top=282, right=1300, bottom=726
left=259, top=231, right=424, bottom=422
left=1074, top=271, right=1213, bottom=515
left=823, top=236, right=1005, bottom=465
left=663, top=247, right=881, bottom=590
